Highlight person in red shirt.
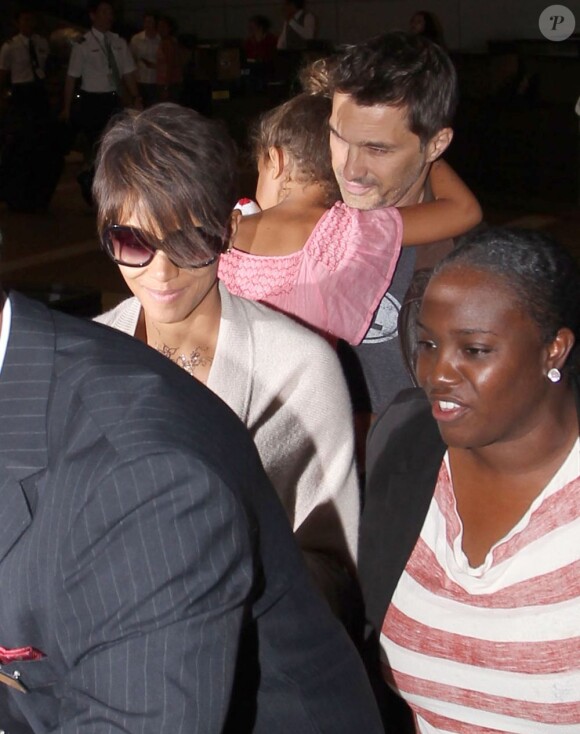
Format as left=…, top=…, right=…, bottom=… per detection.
left=244, top=15, right=277, bottom=63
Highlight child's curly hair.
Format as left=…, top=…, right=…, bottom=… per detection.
left=252, top=84, right=340, bottom=207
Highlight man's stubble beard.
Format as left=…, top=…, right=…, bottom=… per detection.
left=336, top=158, right=431, bottom=212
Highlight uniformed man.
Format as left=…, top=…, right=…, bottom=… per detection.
left=0, top=9, right=50, bottom=115
left=62, top=0, right=141, bottom=204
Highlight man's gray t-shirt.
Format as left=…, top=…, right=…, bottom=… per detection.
left=338, top=245, right=416, bottom=415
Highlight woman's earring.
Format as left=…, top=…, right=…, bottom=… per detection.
left=547, top=367, right=561, bottom=383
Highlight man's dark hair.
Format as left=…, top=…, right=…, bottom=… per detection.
left=94, top=104, right=238, bottom=263
left=329, top=31, right=458, bottom=146
left=88, top=0, right=113, bottom=14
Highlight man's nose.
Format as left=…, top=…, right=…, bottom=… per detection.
left=342, top=146, right=365, bottom=182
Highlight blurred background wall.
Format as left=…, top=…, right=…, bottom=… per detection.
left=2, top=0, right=578, bottom=51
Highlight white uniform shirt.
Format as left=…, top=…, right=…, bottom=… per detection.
left=277, top=10, right=317, bottom=50
left=0, top=33, right=49, bottom=83
left=130, top=30, right=160, bottom=85
left=67, top=28, right=135, bottom=93
left=0, top=297, right=12, bottom=376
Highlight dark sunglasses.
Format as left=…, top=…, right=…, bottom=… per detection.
left=101, top=224, right=222, bottom=269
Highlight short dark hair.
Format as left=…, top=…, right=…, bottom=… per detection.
left=329, top=31, right=458, bottom=146
left=88, top=0, right=112, bottom=14
left=15, top=8, right=35, bottom=20
left=250, top=14, right=271, bottom=33
left=411, top=11, right=445, bottom=46
left=157, top=14, right=177, bottom=34
left=94, top=104, right=238, bottom=263
left=253, top=92, right=339, bottom=207
left=435, top=226, right=580, bottom=370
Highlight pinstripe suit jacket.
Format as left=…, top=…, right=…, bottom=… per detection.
left=0, top=292, right=382, bottom=734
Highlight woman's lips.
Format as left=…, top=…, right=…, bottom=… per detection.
left=145, top=288, right=184, bottom=303
left=430, top=398, right=468, bottom=422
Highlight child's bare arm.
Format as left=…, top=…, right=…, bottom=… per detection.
left=398, top=159, right=482, bottom=245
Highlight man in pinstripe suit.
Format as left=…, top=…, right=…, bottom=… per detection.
left=0, top=284, right=382, bottom=732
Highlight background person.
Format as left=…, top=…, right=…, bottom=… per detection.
left=244, top=14, right=277, bottom=63
left=0, top=8, right=66, bottom=212
left=0, top=8, right=50, bottom=115
left=156, top=14, right=182, bottom=102
left=359, top=226, right=580, bottom=732
left=62, top=0, right=141, bottom=205
left=130, top=10, right=160, bottom=107
left=93, top=103, right=361, bottom=617
left=277, top=0, right=317, bottom=50
left=409, top=10, right=446, bottom=47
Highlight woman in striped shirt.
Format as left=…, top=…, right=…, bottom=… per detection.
left=359, top=226, right=580, bottom=733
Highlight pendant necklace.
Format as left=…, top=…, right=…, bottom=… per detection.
left=155, top=342, right=212, bottom=376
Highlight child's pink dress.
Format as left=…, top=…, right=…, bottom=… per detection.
left=219, top=201, right=403, bottom=345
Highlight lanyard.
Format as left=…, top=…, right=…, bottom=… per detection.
left=91, top=30, right=121, bottom=90
left=91, top=30, right=113, bottom=70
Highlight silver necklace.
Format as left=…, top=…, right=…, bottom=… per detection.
left=155, top=343, right=212, bottom=376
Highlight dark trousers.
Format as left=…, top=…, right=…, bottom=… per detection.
left=72, top=91, right=121, bottom=205
left=75, top=90, right=121, bottom=154
left=10, top=81, right=50, bottom=119
left=0, top=105, right=66, bottom=211
left=138, top=83, right=160, bottom=108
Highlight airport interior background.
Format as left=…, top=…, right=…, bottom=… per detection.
left=0, top=0, right=578, bottom=315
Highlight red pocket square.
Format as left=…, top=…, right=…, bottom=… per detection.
left=0, top=646, right=44, bottom=665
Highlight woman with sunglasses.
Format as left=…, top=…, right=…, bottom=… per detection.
left=93, top=103, right=360, bottom=616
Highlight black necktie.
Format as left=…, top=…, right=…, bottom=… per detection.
left=104, top=35, right=121, bottom=92
left=28, top=38, right=40, bottom=78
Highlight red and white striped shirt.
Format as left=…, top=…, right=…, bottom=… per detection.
left=381, top=441, right=580, bottom=734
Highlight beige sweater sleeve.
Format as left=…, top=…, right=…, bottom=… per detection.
left=211, top=288, right=360, bottom=577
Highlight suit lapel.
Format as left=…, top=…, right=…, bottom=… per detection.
left=0, top=292, right=53, bottom=561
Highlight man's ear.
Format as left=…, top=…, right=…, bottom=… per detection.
left=425, top=127, right=453, bottom=163
left=268, top=146, right=286, bottom=179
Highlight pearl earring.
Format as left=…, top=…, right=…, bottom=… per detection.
left=547, top=368, right=561, bottom=383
